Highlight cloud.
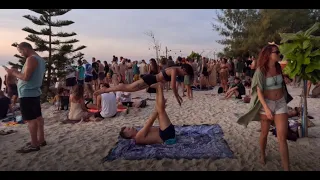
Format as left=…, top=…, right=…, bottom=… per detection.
left=0, top=9, right=224, bottom=78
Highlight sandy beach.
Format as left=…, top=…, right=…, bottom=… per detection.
left=0, top=86, right=320, bottom=171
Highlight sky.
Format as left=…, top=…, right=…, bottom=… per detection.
left=0, top=9, right=224, bottom=79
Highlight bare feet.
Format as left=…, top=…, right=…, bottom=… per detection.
left=260, top=154, right=266, bottom=165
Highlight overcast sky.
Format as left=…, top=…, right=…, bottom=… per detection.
left=0, top=9, right=223, bottom=78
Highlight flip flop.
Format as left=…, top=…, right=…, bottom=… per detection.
left=0, top=130, right=17, bottom=135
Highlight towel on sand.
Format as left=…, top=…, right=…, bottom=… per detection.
left=102, top=124, right=233, bottom=161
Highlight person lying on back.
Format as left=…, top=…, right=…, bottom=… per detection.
left=119, top=84, right=176, bottom=145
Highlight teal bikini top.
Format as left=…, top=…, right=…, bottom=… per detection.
left=265, top=74, right=283, bottom=90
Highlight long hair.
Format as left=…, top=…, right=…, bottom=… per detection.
left=73, top=84, right=84, bottom=101
left=149, top=58, right=159, bottom=74
left=257, top=44, right=281, bottom=75
left=181, top=64, right=194, bottom=80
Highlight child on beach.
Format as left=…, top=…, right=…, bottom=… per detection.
left=224, top=77, right=245, bottom=99
left=68, top=84, right=91, bottom=121
left=52, top=88, right=64, bottom=110
left=60, top=88, right=70, bottom=110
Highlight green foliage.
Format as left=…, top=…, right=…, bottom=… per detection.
left=8, top=9, right=86, bottom=85
left=280, top=22, right=320, bottom=83
left=187, top=51, right=202, bottom=61
left=213, top=9, right=320, bottom=58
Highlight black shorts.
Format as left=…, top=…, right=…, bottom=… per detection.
left=159, top=124, right=176, bottom=142
left=176, top=76, right=184, bottom=82
left=141, top=74, right=157, bottom=86
left=98, top=72, right=105, bottom=80
left=8, top=84, right=18, bottom=97
left=121, top=102, right=134, bottom=107
left=92, top=72, right=98, bottom=80
left=85, top=76, right=92, bottom=82
left=20, top=96, right=42, bottom=121
left=94, top=112, right=117, bottom=118
left=77, top=79, right=84, bottom=85
left=66, top=77, right=76, bottom=87
left=202, top=72, right=209, bottom=77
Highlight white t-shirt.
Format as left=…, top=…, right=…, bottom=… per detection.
left=65, top=65, right=76, bottom=79
left=116, top=91, right=132, bottom=102
left=100, top=93, right=117, bottom=118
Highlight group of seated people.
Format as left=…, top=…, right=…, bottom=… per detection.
left=53, top=82, right=147, bottom=123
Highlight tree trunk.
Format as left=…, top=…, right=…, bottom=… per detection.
left=301, top=80, right=308, bottom=137
left=47, top=17, right=52, bottom=90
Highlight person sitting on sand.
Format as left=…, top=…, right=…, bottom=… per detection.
left=116, top=84, right=147, bottom=108
left=88, top=83, right=117, bottom=121
left=52, top=87, right=63, bottom=110
left=119, top=83, right=175, bottom=145
left=224, top=77, right=245, bottom=99
left=68, top=84, right=91, bottom=121
left=60, top=88, right=70, bottom=110
left=94, top=63, right=194, bottom=106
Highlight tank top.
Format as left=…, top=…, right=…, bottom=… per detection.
left=17, top=55, right=46, bottom=98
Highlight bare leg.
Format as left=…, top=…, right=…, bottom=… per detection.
left=274, top=113, right=290, bottom=171
left=36, top=116, right=45, bottom=143
left=27, top=120, right=39, bottom=147
left=156, top=84, right=171, bottom=130
left=259, top=116, right=272, bottom=165
left=106, top=79, right=148, bottom=93
left=225, top=91, right=235, bottom=99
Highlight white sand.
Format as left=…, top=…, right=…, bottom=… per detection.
left=0, top=86, right=320, bottom=171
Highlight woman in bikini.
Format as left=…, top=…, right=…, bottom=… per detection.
left=220, top=58, right=229, bottom=92
left=238, top=44, right=290, bottom=171
left=94, top=63, right=194, bottom=106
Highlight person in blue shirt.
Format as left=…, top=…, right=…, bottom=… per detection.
left=83, top=59, right=93, bottom=84
left=4, top=42, right=46, bottom=153
left=76, top=60, right=85, bottom=85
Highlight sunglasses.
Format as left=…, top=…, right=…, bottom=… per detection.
left=272, top=50, right=281, bottom=55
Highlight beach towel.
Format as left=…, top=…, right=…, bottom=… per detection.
left=102, top=124, right=233, bottom=162
left=191, top=86, right=214, bottom=91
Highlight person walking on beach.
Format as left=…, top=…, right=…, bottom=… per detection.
left=4, top=42, right=46, bottom=153
left=119, top=83, right=175, bottom=145
left=237, top=44, right=290, bottom=171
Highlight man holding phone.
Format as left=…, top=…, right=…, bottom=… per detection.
left=4, top=42, right=46, bottom=153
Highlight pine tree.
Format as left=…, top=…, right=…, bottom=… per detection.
left=8, top=9, right=86, bottom=88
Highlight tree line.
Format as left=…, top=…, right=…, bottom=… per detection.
left=212, top=9, right=320, bottom=58
left=9, top=9, right=86, bottom=98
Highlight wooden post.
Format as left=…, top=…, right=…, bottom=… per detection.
left=165, top=46, right=168, bottom=59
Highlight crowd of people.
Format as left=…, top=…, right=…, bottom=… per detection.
left=2, top=41, right=320, bottom=171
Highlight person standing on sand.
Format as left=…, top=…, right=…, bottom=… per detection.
left=4, top=42, right=46, bottom=153
left=111, top=58, right=120, bottom=86
left=119, top=57, right=127, bottom=84
left=237, top=44, right=290, bottom=171
left=76, top=60, right=85, bottom=85
left=91, top=57, right=99, bottom=90
left=83, top=59, right=93, bottom=85
left=126, top=59, right=133, bottom=84
left=139, top=60, right=147, bottom=76
left=97, top=60, right=105, bottom=85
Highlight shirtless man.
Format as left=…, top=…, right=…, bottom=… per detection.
left=119, top=57, right=127, bottom=84
left=111, top=59, right=120, bottom=86
left=6, top=67, right=18, bottom=106
left=119, top=84, right=176, bottom=145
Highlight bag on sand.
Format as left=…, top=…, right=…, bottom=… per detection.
left=218, top=87, right=224, bottom=94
